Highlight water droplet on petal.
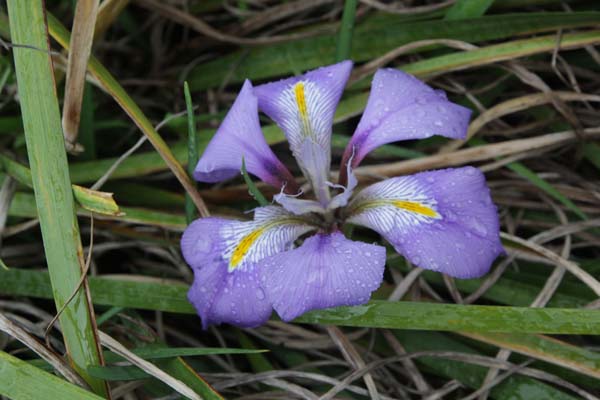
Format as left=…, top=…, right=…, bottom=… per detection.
left=256, top=288, right=265, bottom=300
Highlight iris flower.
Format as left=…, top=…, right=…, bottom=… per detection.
left=181, top=61, right=503, bottom=328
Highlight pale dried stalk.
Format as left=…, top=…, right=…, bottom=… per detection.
left=94, top=0, right=130, bottom=38
left=350, top=127, right=600, bottom=178
left=501, top=232, right=600, bottom=297
left=0, top=312, right=89, bottom=388
left=326, top=326, right=380, bottom=400
left=99, top=331, right=202, bottom=400
left=62, top=0, right=100, bottom=151
left=135, top=0, right=329, bottom=45
left=351, top=39, right=477, bottom=83
left=441, top=91, right=600, bottom=153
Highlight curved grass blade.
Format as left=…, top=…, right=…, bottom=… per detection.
left=335, top=0, right=358, bottom=62
left=8, top=191, right=185, bottom=230
left=0, top=351, right=104, bottom=400
left=184, top=81, right=199, bottom=223
left=7, top=1, right=107, bottom=394
left=241, top=158, right=268, bottom=207
left=444, top=0, right=495, bottom=20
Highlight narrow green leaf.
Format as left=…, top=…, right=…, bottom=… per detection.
left=0, top=351, right=104, bottom=400
left=445, top=0, right=495, bottom=20
left=72, top=185, right=121, bottom=216
left=0, top=154, right=122, bottom=216
left=7, top=1, right=107, bottom=394
left=8, top=191, right=185, bottom=230
left=236, top=330, right=274, bottom=373
left=103, top=346, right=268, bottom=363
left=1, top=269, right=600, bottom=334
left=241, top=158, right=268, bottom=206
left=156, top=357, right=224, bottom=400
left=583, top=142, right=600, bottom=171
left=184, top=81, right=198, bottom=224
left=188, top=12, right=600, bottom=89
left=335, top=0, right=358, bottom=62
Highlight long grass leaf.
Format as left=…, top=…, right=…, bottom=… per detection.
left=0, top=351, right=104, bottom=400
left=1, top=269, right=600, bottom=334
left=6, top=1, right=107, bottom=394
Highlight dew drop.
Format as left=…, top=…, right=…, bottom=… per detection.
left=433, top=120, right=444, bottom=128
left=256, top=288, right=265, bottom=300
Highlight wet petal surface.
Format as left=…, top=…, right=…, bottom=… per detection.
left=347, top=167, right=503, bottom=278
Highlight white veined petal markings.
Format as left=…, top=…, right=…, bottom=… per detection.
left=348, top=176, right=441, bottom=233
left=220, top=208, right=316, bottom=272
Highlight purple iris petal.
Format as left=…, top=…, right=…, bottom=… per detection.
left=188, top=265, right=272, bottom=329
left=193, top=80, right=297, bottom=190
left=253, top=61, right=353, bottom=203
left=182, top=209, right=316, bottom=328
left=341, top=69, right=471, bottom=174
left=260, top=232, right=386, bottom=321
left=348, top=167, right=503, bottom=278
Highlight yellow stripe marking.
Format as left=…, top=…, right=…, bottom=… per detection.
left=293, top=82, right=311, bottom=136
left=392, top=201, right=440, bottom=218
left=229, top=226, right=266, bottom=270
left=294, top=82, right=308, bottom=118
left=354, top=200, right=441, bottom=219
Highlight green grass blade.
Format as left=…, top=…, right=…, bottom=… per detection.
left=241, top=158, right=268, bottom=206
left=7, top=1, right=107, bottom=395
left=444, top=0, right=495, bottom=19
left=0, top=154, right=121, bottom=216
left=184, top=81, right=198, bottom=223
left=1, top=269, right=600, bottom=334
left=188, top=12, right=600, bottom=89
left=103, top=347, right=267, bottom=363
left=156, top=357, right=224, bottom=400
left=0, top=351, right=104, bottom=400
left=8, top=191, right=186, bottom=230
left=335, top=0, right=358, bottom=62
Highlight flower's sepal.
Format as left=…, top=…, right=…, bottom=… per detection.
left=347, top=167, right=503, bottom=278
left=254, top=61, right=353, bottom=203
left=194, top=80, right=296, bottom=190
left=341, top=69, right=471, bottom=174
left=260, top=231, right=386, bottom=321
left=181, top=207, right=316, bottom=328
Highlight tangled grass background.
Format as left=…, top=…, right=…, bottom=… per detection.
left=1, top=0, right=600, bottom=399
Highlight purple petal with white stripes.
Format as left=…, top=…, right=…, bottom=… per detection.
left=347, top=167, right=503, bottom=278
left=254, top=61, right=352, bottom=203
left=181, top=208, right=316, bottom=328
